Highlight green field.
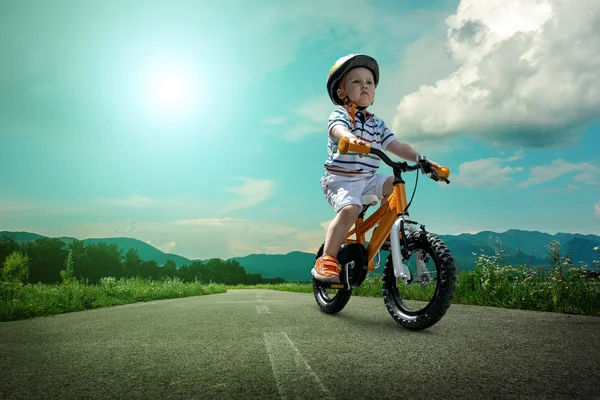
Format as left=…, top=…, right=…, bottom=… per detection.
left=1, top=241, right=598, bottom=322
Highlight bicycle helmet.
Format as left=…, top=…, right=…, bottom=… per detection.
left=326, top=54, right=379, bottom=128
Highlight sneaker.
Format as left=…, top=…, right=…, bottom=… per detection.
left=311, top=255, right=341, bottom=283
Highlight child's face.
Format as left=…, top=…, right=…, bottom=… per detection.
left=337, top=67, right=376, bottom=108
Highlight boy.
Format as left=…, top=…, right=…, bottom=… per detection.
left=312, top=53, right=440, bottom=283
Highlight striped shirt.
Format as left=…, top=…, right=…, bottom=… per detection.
left=324, top=107, right=397, bottom=178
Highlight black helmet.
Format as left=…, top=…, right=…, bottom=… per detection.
left=326, top=54, right=379, bottom=106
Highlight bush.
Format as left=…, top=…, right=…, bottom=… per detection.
left=2, top=250, right=30, bottom=283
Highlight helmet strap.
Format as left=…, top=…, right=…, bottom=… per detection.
left=344, top=99, right=357, bottom=129
left=339, top=75, right=363, bottom=129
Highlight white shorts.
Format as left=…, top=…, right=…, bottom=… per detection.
left=320, top=171, right=392, bottom=213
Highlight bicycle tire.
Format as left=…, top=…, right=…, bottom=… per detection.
left=382, top=231, right=456, bottom=330
left=312, top=243, right=353, bottom=314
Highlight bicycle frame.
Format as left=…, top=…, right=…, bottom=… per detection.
left=343, top=178, right=409, bottom=275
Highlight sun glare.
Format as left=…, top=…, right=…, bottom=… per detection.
left=143, top=63, right=197, bottom=118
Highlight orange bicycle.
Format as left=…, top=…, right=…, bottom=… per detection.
left=312, top=137, right=457, bottom=330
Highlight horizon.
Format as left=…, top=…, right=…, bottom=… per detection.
left=1, top=0, right=599, bottom=260
left=3, top=227, right=599, bottom=261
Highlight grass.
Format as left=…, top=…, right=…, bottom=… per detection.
left=0, top=276, right=226, bottom=322
left=1, top=241, right=599, bottom=321
left=229, top=241, right=600, bottom=317
left=228, top=266, right=600, bottom=317
left=452, top=241, right=600, bottom=316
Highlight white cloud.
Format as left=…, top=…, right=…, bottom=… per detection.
left=224, top=178, right=275, bottom=209
left=0, top=197, right=40, bottom=214
left=518, top=159, right=600, bottom=188
left=506, top=150, right=525, bottom=161
left=271, top=95, right=332, bottom=142
left=159, top=240, right=177, bottom=254
left=392, top=0, right=600, bottom=148
left=450, top=151, right=524, bottom=188
left=1, top=181, right=277, bottom=223
left=374, top=16, right=459, bottom=129
left=595, top=203, right=600, bottom=218
left=319, top=220, right=332, bottom=230
left=0, top=196, right=95, bottom=218
left=94, top=178, right=276, bottom=216
left=176, top=217, right=238, bottom=227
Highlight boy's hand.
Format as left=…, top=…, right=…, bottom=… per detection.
left=351, top=138, right=367, bottom=157
left=417, top=155, right=442, bottom=174
left=428, top=159, right=441, bottom=169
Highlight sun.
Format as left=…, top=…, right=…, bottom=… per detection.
left=144, top=63, right=197, bottom=118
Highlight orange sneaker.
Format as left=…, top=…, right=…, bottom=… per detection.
left=311, top=255, right=341, bottom=283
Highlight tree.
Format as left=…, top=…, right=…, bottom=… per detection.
left=0, top=235, right=22, bottom=267
left=176, top=265, right=192, bottom=282
left=22, top=237, right=68, bottom=284
left=80, top=242, right=124, bottom=284
left=140, top=260, right=161, bottom=280
left=60, top=251, right=75, bottom=283
left=161, top=260, right=177, bottom=279
left=188, top=261, right=206, bottom=282
left=67, top=239, right=87, bottom=280
left=124, top=248, right=142, bottom=278
left=247, top=273, right=262, bottom=285
left=2, top=250, right=30, bottom=283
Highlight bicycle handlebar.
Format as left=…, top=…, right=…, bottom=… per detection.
left=337, top=137, right=451, bottom=184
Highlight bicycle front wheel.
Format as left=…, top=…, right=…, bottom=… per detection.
left=382, top=231, right=456, bottom=330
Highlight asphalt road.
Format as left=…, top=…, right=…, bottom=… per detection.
left=1, top=289, right=599, bottom=400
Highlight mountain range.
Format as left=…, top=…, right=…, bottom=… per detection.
left=1, top=229, right=599, bottom=283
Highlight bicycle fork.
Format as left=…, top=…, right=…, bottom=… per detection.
left=389, top=216, right=431, bottom=286
left=390, top=217, right=411, bottom=281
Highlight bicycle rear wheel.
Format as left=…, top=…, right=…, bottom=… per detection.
left=312, top=243, right=353, bottom=314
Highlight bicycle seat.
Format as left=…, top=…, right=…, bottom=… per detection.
left=361, top=194, right=379, bottom=205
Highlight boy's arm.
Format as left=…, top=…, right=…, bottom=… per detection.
left=385, top=138, right=441, bottom=168
left=385, top=138, right=419, bottom=162
left=330, top=125, right=361, bottom=141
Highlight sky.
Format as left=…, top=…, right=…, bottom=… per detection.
left=1, top=0, right=599, bottom=260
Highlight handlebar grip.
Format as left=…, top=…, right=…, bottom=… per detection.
left=338, top=137, right=371, bottom=155
left=433, top=165, right=450, bottom=179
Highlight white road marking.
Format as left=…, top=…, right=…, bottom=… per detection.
left=210, top=300, right=284, bottom=304
left=209, top=383, right=227, bottom=389
left=263, top=332, right=333, bottom=400
left=256, top=305, right=270, bottom=314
